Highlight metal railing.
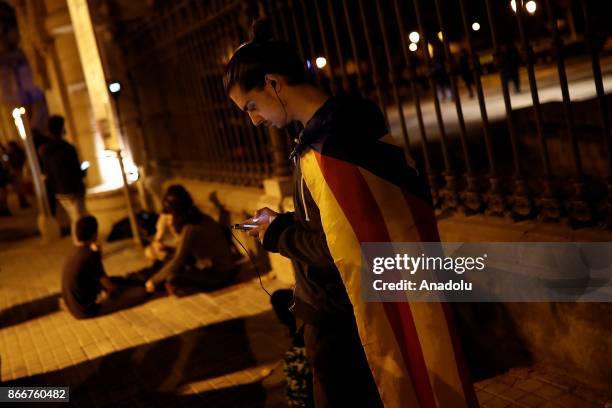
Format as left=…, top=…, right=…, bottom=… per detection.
left=124, top=0, right=612, bottom=226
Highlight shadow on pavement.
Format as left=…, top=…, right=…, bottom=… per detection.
left=4, top=309, right=286, bottom=407
left=452, top=302, right=533, bottom=382
left=0, top=293, right=61, bottom=330
left=0, top=227, right=39, bottom=242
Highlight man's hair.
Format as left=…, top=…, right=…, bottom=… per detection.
left=224, top=19, right=310, bottom=94
left=48, top=115, right=65, bottom=139
left=162, top=185, right=193, bottom=215
left=162, top=184, right=204, bottom=233
left=75, top=215, right=98, bottom=242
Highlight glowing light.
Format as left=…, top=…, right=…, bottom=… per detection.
left=428, top=43, right=434, bottom=58
left=125, top=164, right=140, bottom=182
left=104, top=149, right=118, bottom=158
left=306, top=59, right=312, bottom=69
left=97, top=149, right=138, bottom=190
left=315, top=57, right=327, bottom=69
left=526, top=0, right=536, bottom=14
left=409, top=42, right=418, bottom=52
left=437, top=31, right=444, bottom=41
left=472, top=22, right=481, bottom=31
left=108, top=81, right=121, bottom=94
left=12, top=107, right=27, bottom=140
left=409, top=31, right=420, bottom=43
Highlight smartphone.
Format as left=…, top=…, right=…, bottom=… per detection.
left=231, top=223, right=259, bottom=231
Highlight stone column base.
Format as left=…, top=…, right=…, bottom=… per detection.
left=37, top=213, right=61, bottom=243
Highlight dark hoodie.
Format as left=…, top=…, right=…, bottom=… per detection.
left=263, top=95, right=391, bottom=325
left=40, top=139, right=85, bottom=195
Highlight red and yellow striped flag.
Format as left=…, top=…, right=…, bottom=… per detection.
left=300, top=147, right=478, bottom=408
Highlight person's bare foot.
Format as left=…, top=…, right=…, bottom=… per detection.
left=164, top=282, right=176, bottom=296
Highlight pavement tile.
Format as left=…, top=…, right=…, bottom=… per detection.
left=539, top=402, right=563, bottom=408
left=515, top=378, right=546, bottom=393
left=484, top=396, right=512, bottom=408
left=497, top=374, right=519, bottom=387
left=555, top=393, right=601, bottom=408
left=486, top=381, right=512, bottom=395
left=517, top=393, right=550, bottom=407
left=537, top=383, right=566, bottom=400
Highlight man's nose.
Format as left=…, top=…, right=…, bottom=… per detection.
left=248, top=112, right=263, bottom=126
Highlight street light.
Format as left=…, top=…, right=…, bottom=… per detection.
left=315, top=57, right=327, bottom=69
left=104, top=148, right=142, bottom=245
left=472, top=22, right=481, bottom=31
left=409, top=31, right=420, bottom=43
left=525, top=0, right=537, bottom=14
left=106, top=80, right=142, bottom=246
left=12, top=107, right=27, bottom=139
left=511, top=0, right=537, bottom=14
left=437, top=31, right=444, bottom=41
left=409, top=42, right=418, bottom=52
left=108, top=81, right=121, bottom=94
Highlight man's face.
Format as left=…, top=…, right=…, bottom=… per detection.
left=229, top=85, right=286, bottom=129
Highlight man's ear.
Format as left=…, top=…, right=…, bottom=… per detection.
left=265, top=75, right=281, bottom=92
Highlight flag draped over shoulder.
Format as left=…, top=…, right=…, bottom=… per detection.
left=299, top=140, right=478, bottom=408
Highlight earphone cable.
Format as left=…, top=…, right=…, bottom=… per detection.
left=273, top=85, right=288, bottom=129
left=231, top=230, right=272, bottom=297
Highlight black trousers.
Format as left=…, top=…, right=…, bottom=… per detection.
left=303, top=316, right=383, bottom=408
left=95, top=277, right=149, bottom=316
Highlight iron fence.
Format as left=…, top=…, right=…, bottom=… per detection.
left=124, top=0, right=612, bottom=226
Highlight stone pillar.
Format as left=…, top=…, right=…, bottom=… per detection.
left=12, top=0, right=135, bottom=189
left=46, top=7, right=104, bottom=187
left=13, top=107, right=61, bottom=241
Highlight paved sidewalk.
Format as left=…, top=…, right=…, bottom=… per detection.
left=0, top=204, right=610, bottom=407
left=0, top=205, right=291, bottom=407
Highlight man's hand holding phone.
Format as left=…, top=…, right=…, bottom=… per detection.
left=234, top=207, right=278, bottom=241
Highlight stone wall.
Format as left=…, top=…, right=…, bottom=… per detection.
left=439, top=214, right=612, bottom=393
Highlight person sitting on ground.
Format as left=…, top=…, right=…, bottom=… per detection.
left=144, top=212, right=176, bottom=262
left=61, top=215, right=148, bottom=319
left=145, top=185, right=239, bottom=296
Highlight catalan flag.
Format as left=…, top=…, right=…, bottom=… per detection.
left=297, top=117, right=478, bottom=407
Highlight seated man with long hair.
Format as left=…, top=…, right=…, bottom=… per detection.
left=145, top=185, right=238, bottom=295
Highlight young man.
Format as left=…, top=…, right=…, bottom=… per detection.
left=224, top=25, right=477, bottom=408
left=62, top=216, right=147, bottom=319
left=40, top=115, right=87, bottom=241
